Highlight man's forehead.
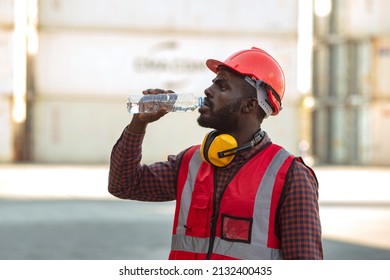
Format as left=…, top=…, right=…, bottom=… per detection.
left=215, top=67, right=244, bottom=82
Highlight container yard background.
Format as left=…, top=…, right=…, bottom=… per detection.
left=0, top=0, right=389, bottom=261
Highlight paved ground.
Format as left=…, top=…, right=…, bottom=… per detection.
left=0, top=164, right=389, bottom=260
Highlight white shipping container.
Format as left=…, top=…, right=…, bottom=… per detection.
left=32, top=97, right=129, bottom=163
left=0, top=30, right=13, bottom=95
left=35, top=32, right=298, bottom=100
left=0, top=0, right=14, bottom=162
left=0, top=96, right=13, bottom=162
left=0, top=0, right=14, bottom=25
left=39, top=0, right=298, bottom=34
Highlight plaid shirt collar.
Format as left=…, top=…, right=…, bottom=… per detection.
left=218, top=131, right=272, bottom=170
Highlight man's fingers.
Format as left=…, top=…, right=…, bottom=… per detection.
left=142, top=88, right=174, bottom=94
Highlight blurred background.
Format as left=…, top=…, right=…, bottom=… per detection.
left=0, top=0, right=389, bottom=259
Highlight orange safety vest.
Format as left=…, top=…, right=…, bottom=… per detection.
left=169, top=143, right=294, bottom=260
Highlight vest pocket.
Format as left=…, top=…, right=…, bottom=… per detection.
left=185, top=191, right=212, bottom=237
left=221, top=214, right=253, bottom=244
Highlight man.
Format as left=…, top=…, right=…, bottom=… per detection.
left=108, top=47, right=323, bottom=260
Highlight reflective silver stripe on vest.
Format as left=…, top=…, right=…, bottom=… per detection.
left=172, top=235, right=281, bottom=259
left=252, top=148, right=291, bottom=247
left=176, top=150, right=203, bottom=235
left=173, top=147, right=290, bottom=259
left=213, top=237, right=282, bottom=260
left=171, top=234, right=209, bottom=254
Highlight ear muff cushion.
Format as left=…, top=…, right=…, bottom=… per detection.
left=201, top=131, right=238, bottom=167
left=200, top=130, right=219, bottom=163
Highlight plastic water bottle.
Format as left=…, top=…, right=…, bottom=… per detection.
left=127, top=93, right=203, bottom=114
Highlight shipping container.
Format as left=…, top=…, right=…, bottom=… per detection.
left=0, top=30, right=13, bottom=95
left=0, top=0, right=14, bottom=26
left=0, top=0, right=14, bottom=162
left=38, top=0, right=298, bottom=34
left=0, top=96, right=13, bottom=161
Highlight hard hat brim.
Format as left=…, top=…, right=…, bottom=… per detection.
left=206, top=58, right=248, bottom=78
left=206, top=59, right=228, bottom=74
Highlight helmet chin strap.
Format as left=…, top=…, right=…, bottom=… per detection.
left=244, top=76, right=273, bottom=118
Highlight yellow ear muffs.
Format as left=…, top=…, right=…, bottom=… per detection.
left=200, top=130, right=238, bottom=167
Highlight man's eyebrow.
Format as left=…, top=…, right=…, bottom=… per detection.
left=212, top=77, right=227, bottom=84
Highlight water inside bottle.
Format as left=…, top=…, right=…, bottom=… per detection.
left=127, top=93, right=203, bottom=113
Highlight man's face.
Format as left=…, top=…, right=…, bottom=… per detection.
left=197, top=68, right=245, bottom=133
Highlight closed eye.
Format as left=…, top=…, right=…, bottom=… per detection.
left=212, top=78, right=228, bottom=91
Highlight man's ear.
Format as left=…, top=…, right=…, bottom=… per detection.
left=242, top=98, right=258, bottom=113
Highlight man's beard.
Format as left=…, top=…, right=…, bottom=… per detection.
left=197, top=99, right=241, bottom=133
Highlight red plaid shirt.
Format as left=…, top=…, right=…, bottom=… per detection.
left=108, top=126, right=323, bottom=259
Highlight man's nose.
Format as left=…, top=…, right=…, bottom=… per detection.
left=204, top=86, right=213, bottom=97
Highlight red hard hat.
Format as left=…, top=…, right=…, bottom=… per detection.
left=206, top=47, right=285, bottom=116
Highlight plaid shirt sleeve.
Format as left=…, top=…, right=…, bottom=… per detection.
left=278, top=159, right=323, bottom=259
left=108, top=125, right=180, bottom=202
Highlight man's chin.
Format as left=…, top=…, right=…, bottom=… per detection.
left=196, top=115, right=212, bottom=129
left=197, top=113, right=237, bottom=133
